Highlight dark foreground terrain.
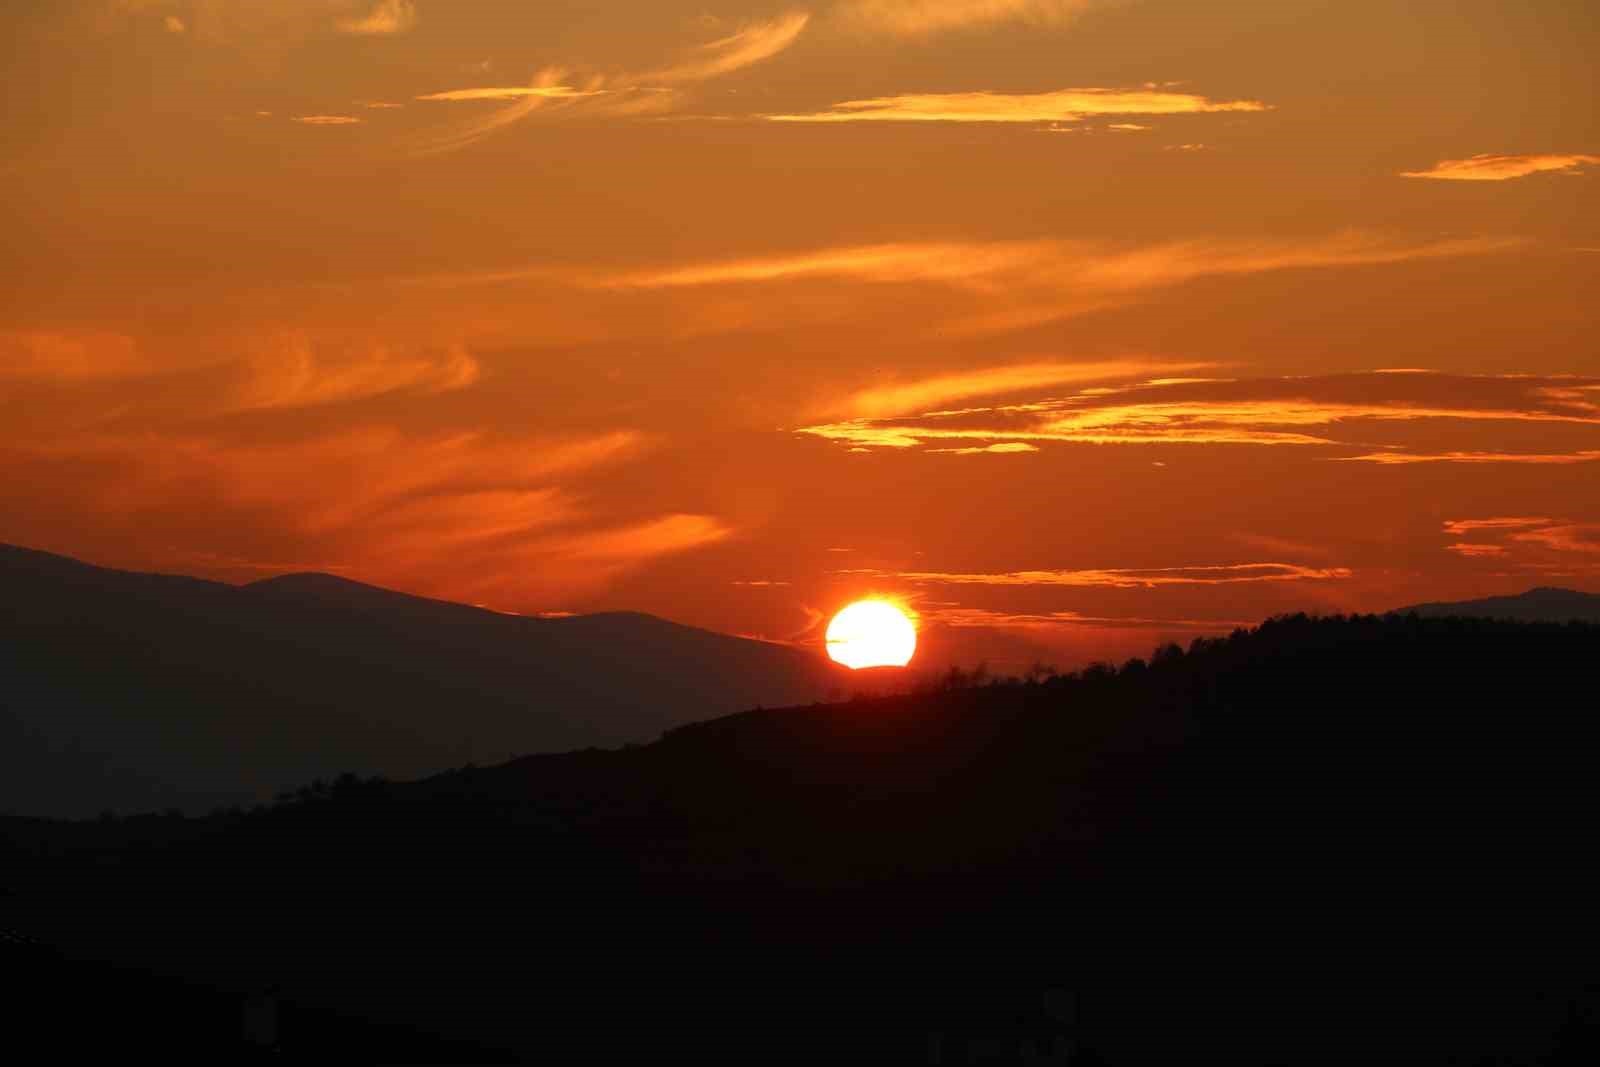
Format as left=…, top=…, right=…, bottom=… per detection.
left=4, top=613, right=1598, bottom=1063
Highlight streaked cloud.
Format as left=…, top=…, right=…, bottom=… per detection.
left=646, top=12, right=811, bottom=84
left=1400, top=153, right=1600, bottom=181
left=410, top=13, right=809, bottom=154
left=231, top=338, right=480, bottom=411
left=292, top=115, right=363, bottom=125
left=767, top=87, right=1268, bottom=124
left=1509, top=524, right=1600, bottom=555
left=843, top=562, right=1352, bottom=588
left=415, top=87, right=607, bottom=103
left=926, top=442, right=1040, bottom=454
left=917, top=605, right=1252, bottom=632
left=1, top=330, right=151, bottom=382
left=600, top=231, right=1523, bottom=336
left=546, top=513, right=733, bottom=563
left=843, top=359, right=1218, bottom=417
left=1443, top=518, right=1558, bottom=535
left=799, top=372, right=1600, bottom=453
left=1341, top=450, right=1600, bottom=465
left=834, top=0, right=1098, bottom=38
left=1435, top=518, right=1600, bottom=570
left=336, top=0, right=416, bottom=36
left=1446, top=544, right=1507, bottom=558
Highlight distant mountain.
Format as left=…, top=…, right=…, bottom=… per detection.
left=1392, top=586, right=1600, bottom=623
left=0, top=543, right=847, bottom=817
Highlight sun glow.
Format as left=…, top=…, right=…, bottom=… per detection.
left=825, top=599, right=917, bottom=669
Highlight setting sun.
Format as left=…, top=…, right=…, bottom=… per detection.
left=825, top=600, right=917, bottom=670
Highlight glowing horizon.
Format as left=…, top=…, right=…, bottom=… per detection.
left=1, top=1, right=1595, bottom=671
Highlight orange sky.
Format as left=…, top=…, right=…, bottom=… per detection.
left=3, top=0, right=1597, bottom=670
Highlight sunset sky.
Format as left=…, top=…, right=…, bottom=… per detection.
left=3, top=0, right=1597, bottom=670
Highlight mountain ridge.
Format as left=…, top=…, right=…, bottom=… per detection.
left=0, top=542, right=846, bottom=817
left=1391, top=585, right=1600, bottom=622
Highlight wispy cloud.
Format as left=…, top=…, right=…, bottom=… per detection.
left=843, top=359, right=1218, bottom=417
left=1443, top=518, right=1558, bottom=535
left=1400, top=153, right=1600, bottom=181
left=767, top=87, right=1268, bottom=124
left=1446, top=543, right=1507, bottom=558
left=415, top=87, right=606, bottom=103
left=1, top=330, right=152, bottom=382
left=798, top=372, right=1600, bottom=453
left=834, top=0, right=1099, bottom=37
left=916, top=605, right=1253, bottom=632
left=410, top=13, right=809, bottom=154
left=599, top=231, right=1523, bottom=336
left=543, top=513, right=733, bottom=564
left=926, top=442, right=1040, bottom=454
left=336, top=0, right=416, bottom=36
left=1509, top=524, right=1600, bottom=555
left=1437, top=518, right=1600, bottom=567
left=646, top=12, right=811, bottom=84
left=843, top=562, right=1352, bottom=588
left=231, top=337, right=480, bottom=411
left=293, top=115, right=363, bottom=125
left=1341, top=450, right=1600, bottom=465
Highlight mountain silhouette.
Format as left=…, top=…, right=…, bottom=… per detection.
left=4, top=612, right=1596, bottom=1062
left=0, top=543, right=847, bottom=817
left=1392, top=585, right=1600, bottom=623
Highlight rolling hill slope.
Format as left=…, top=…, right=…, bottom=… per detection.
left=0, top=543, right=846, bottom=817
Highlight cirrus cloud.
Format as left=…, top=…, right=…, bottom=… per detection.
left=797, top=372, right=1600, bottom=454
left=834, top=0, right=1100, bottom=38
left=1400, top=153, right=1600, bottom=181
left=336, top=0, right=416, bottom=36
left=766, top=87, right=1268, bottom=124
left=841, top=562, right=1352, bottom=589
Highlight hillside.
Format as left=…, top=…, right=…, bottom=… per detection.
left=0, top=543, right=846, bottom=817
left=1393, top=586, right=1600, bottom=623
left=4, top=613, right=1596, bottom=1063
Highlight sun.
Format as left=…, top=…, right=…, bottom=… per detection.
left=825, top=600, right=917, bottom=669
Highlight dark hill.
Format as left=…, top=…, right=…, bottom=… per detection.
left=1393, top=585, right=1600, bottom=623
left=3, top=613, right=1596, bottom=1063
left=0, top=543, right=847, bottom=817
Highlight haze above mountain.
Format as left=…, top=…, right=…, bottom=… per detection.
left=0, top=543, right=846, bottom=817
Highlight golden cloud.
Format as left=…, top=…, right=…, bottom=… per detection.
left=414, top=87, right=607, bottom=103
left=1400, top=153, right=1600, bottom=181
left=1443, top=518, right=1558, bottom=535
left=1446, top=544, right=1507, bottom=558
left=231, top=338, right=480, bottom=411
left=1341, top=450, right=1600, bottom=465
left=767, top=87, right=1268, bottom=123
left=646, top=12, right=811, bottom=84
left=336, top=0, right=416, bottom=36
left=1509, top=524, right=1600, bottom=555
left=410, top=13, right=809, bottom=154
left=798, top=372, right=1600, bottom=453
left=925, top=442, right=1041, bottom=454
left=598, top=231, right=1523, bottom=336
left=834, top=0, right=1098, bottom=38
left=917, top=605, right=1253, bottom=631
left=844, top=360, right=1219, bottom=417
left=843, top=562, right=1352, bottom=589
